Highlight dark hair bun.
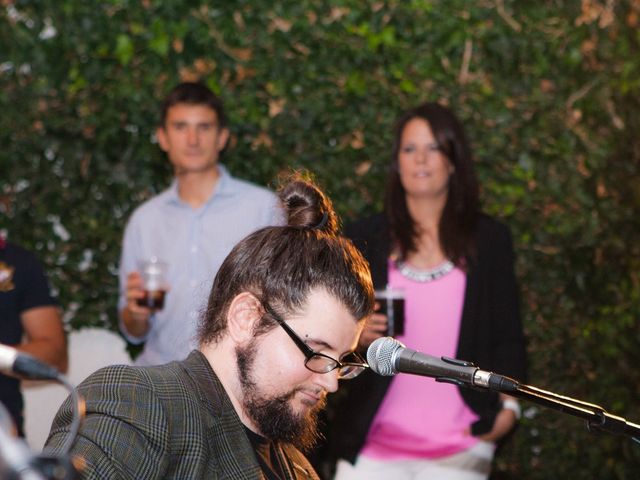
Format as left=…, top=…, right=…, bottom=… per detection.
left=279, top=176, right=338, bottom=235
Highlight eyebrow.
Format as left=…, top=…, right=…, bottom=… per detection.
left=302, top=335, right=333, bottom=351
left=267, top=303, right=354, bottom=357
left=306, top=335, right=359, bottom=360
left=169, top=120, right=218, bottom=127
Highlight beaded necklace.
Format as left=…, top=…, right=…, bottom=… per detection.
left=395, top=259, right=454, bottom=282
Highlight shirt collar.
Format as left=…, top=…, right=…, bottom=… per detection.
left=164, top=164, right=235, bottom=207
left=212, top=164, right=234, bottom=199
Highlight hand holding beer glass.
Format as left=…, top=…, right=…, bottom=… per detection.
left=136, top=258, right=168, bottom=311
left=122, top=257, right=168, bottom=338
left=374, top=286, right=405, bottom=337
left=357, top=286, right=406, bottom=349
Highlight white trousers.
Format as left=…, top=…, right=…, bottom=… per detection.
left=334, top=441, right=495, bottom=480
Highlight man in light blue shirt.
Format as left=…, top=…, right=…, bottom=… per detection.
left=118, top=82, right=282, bottom=365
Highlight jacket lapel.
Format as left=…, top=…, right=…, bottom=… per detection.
left=181, top=351, right=264, bottom=479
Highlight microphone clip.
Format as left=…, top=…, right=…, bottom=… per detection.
left=436, top=357, right=484, bottom=389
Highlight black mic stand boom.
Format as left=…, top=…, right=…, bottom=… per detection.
left=441, top=363, right=640, bottom=442
left=494, top=378, right=640, bottom=441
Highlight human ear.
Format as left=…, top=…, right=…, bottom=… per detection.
left=447, top=158, right=455, bottom=175
left=226, top=292, right=261, bottom=344
left=216, top=127, right=230, bottom=151
left=156, top=126, right=169, bottom=152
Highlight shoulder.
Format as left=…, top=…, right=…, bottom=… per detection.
left=80, top=361, right=187, bottom=397
left=3, top=243, right=40, bottom=266
left=48, top=363, right=179, bottom=477
left=344, top=212, right=387, bottom=240
left=74, top=360, right=205, bottom=432
left=220, top=171, right=282, bottom=223
left=344, top=213, right=389, bottom=285
left=129, top=358, right=203, bottom=392
left=80, top=363, right=153, bottom=393
left=225, top=174, right=278, bottom=202
left=129, top=188, right=174, bottom=218
left=123, top=188, right=175, bottom=233
left=89, top=353, right=223, bottom=405
left=473, top=214, right=517, bottom=268
left=476, top=213, right=514, bottom=246
left=62, top=364, right=166, bottom=440
left=2, top=243, right=47, bottom=281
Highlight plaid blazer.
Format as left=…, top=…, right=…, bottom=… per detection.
left=45, top=350, right=319, bottom=479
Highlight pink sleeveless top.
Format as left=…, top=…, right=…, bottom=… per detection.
left=361, top=260, right=479, bottom=460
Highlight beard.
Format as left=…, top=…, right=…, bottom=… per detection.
left=236, top=341, right=326, bottom=452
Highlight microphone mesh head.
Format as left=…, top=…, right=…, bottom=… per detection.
left=367, top=337, right=403, bottom=376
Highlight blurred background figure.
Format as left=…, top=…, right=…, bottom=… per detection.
left=0, top=235, right=67, bottom=437
left=118, top=82, right=283, bottom=366
left=319, top=103, right=528, bottom=480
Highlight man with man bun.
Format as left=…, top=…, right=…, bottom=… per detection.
left=46, top=177, right=375, bottom=479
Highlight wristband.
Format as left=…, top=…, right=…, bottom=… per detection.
left=501, top=398, right=521, bottom=420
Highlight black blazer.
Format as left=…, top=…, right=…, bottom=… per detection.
left=323, top=213, right=528, bottom=464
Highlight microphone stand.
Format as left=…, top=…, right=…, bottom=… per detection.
left=35, top=371, right=83, bottom=480
left=467, top=372, right=640, bottom=442
left=369, top=337, right=640, bottom=442
left=0, top=372, right=83, bottom=479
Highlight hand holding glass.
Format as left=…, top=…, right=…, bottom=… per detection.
left=374, top=287, right=405, bottom=336
left=136, top=258, right=168, bottom=311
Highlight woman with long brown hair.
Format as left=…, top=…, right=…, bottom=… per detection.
left=324, top=103, right=528, bottom=480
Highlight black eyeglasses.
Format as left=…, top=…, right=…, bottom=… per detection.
left=262, top=303, right=368, bottom=380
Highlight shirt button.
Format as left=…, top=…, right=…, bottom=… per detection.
left=191, top=245, right=198, bottom=253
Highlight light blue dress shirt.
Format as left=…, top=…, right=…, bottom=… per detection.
left=118, top=165, right=283, bottom=365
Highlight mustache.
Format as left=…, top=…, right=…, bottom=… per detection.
left=291, top=386, right=328, bottom=406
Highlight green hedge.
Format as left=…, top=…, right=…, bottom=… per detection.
left=1, top=1, right=639, bottom=477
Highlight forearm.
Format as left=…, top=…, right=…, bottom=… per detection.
left=17, top=337, right=68, bottom=373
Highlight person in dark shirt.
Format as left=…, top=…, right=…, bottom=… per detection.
left=0, top=236, right=67, bottom=436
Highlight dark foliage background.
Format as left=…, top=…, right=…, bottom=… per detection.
left=1, top=0, right=639, bottom=477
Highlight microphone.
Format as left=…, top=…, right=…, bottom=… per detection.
left=0, top=344, right=60, bottom=381
left=0, top=346, right=82, bottom=479
left=367, top=337, right=520, bottom=392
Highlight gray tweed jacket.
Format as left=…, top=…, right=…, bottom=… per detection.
left=45, top=350, right=319, bottom=479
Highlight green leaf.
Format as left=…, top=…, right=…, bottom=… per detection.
left=115, top=34, right=134, bottom=66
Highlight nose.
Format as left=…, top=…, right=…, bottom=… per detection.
left=416, top=147, right=429, bottom=164
left=313, top=369, right=339, bottom=394
left=186, top=126, right=199, bottom=146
